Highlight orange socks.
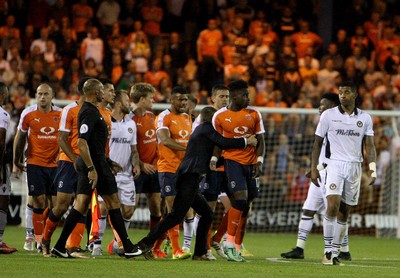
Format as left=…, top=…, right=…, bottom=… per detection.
left=43, top=217, right=58, bottom=242
left=213, top=212, right=229, bottom=243
left=32, top=210, right=45, bottom=244
left=226, top=208, right=242, bottom=246
left=66, top=222, right=85, bottom=249
left=235, top=216, right=247, bottom=250
left=168, top=224, right=180, bottom=254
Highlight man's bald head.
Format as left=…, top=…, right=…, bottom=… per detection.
left=83, top=78, right=103, bottom=96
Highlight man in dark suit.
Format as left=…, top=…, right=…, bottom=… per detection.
left=132, top=106, right=257, bottom=260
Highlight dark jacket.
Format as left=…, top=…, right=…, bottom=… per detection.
left=177, top=122, right=246, bottom=175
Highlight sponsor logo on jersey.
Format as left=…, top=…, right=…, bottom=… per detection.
left=38, top=127, right=57, bottom=139
left=111, top=138, right=130, bottom=144
left=335, top=129, right=360, bottom=137
left=178, top=130, right=189, bottom=139
left=225, top=117, right=232, bottom=122
left=233, top=126, right=248, bottom=135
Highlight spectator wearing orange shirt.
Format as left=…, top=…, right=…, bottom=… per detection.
left=197, top=19, right=223, bottom=92
left=377, top=26, right=400, bottom=69
left=364, top=10, right=383, bottom=50
left=291, top=21, right=322, bottom=59
left=141, top=0, right=163, bottom=59
left=144, top=58, right=170, bottom=90
left=71, top=0, right=94, bottom=43
left=224, top=54, right=248, bottom=83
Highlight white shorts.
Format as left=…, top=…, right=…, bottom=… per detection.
left=302, top=168, right=326, bottom=214
left=325, top=160, right=362, bottom=206
left=117, top=180, right=136, bottom=207
left=0, top=165, right=11, bottom=196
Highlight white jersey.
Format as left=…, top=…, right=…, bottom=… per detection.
left=0, top=106, right=10, bottom=131
left=315, top=106, right=374, bottom=163
left=109, top=116, right=137, bottom=182
left=192, top=113, right=201, bottom=132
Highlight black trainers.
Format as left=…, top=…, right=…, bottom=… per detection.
left=280, top=247, right=304, bottom=259
left=124, top=242, right=152, bottom=259
left=338, top=251, right=352, bottom=261
left=333, top=256, right=343, bottom=266
left=50, top=247, right=72, bottom=258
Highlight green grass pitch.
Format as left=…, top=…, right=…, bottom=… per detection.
left=2, top=226, right=399, bottom=278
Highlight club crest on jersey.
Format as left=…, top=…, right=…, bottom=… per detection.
left=203, top=182, right=209, bottom=190
left=128, top=127, right=133, bottom=134
left=245, top=114, right=252, bottom=121
left=165, top=185, right=171, bottom=192
left=145, top=129, right=155, bottom=138
left=53, top=116, right=59, bottom=122
left=80, top=124, right=88, bottom=134
left=329, top=183, right=336, bottom=190
left=234, top=126, right=248, bottom=135
left=357, top=121, right=363, bottom=127
left=179, top=130, right=189, bottom=139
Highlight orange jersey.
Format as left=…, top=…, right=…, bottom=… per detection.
left=156, top=109, right=192, bottom=173
left=98, top=107, right=112, bottom=157
left=18, top=104, right=62, bottom=167
left=197, top=29, right=222, bottom=56
left=58, top=101, right=82, bottom=162
left=132, top=111, right=158, bottom=166
left=212, top=107, right=264, bottom=165
left=291, top=32, right=322, bottom=58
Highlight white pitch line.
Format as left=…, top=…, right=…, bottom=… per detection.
left=265, top=258, right=399, bottom=269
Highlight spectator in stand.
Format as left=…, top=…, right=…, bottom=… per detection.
left=162, top=54, right=178, bottom=86
left=2, top=58, right=25, bottom=88
left=247, top=35, right=269, bottom=60
left=265, top=90, right=288, bottom=132
left=72, top=0, right=94, bottom=43
left=30, top=27, right=50, bottom=54
left=377, top=26, right=400, bottom=69
left=117, top=61, right=136, bottom=90
left=141, top=0, right=163, bottom=60
left=318, top=58, right=340, bottom=93
left=80, top=26, right=104, bottom=71
left=221, top=34, right=237, bottom=66
left=364, top=60, right=384, bottom=90
left=291, top=21, right=322, bottom=59
left=144, top=58, right=170, bottom=90
left=275, top=6, right=297, bottom=39
left=21, top=25, right=35, bottom=58
left=224, top=54, right=248, bottom=83
left=26, top=60, right=48, bottom=98
left=0, top=15, right=20, bottom=50
left=96, top=0, right=121, bottom=37
left=58, top=27, right=78, bottom=70
left=50, top=0, right=70, bottom=27
left=280, top=58, right=302, bottom=106
left=233, top=0, right=254, bottom=27
left=119, top=0, right=141, bottom=35
left=345, top=45, right=368, bottom=73
left=0, top=47, right=9, bottom=80
left=298, top=47, right=320, bottom=70
left=364, top=10, right=383, bottom=50
left=334, top=29, right=352, bottom=59
left=261, top=22, right=279, bottom=50
left=248, top=10, right=266, bottom=40
left=84, top=58, right=102, bottom=78
left=111, top=53, right=123, bottom=86
left=279, top=44, right=297, bottom=71
left=351, top=25, right=373, bottom=59
left=299, top=55, right=319, bottom=83
left=321, top=43, right=344, bottom=71
left=164, top=32, right=186, bottom=74
left=197, top=19, right=223, bottom=92
left=61, top=58, right=83, bottom=92
left=228, top=17, right=249, bottom=55
left=385, top=46, right=400, bottom=75
left=28, top=0, right=50, bottom=33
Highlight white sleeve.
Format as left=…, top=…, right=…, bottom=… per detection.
left=315, top=111, right=329, bottom=138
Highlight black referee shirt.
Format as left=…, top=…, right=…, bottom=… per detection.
left=78, top=101, right=108, bottom=163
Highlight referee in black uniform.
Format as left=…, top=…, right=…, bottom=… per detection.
left=132, top=107, right=258, bottom=260
left=51, top=79, right=139, bottom=258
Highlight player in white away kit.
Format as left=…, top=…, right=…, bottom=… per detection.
left=281, top=92, right=351, bottom=260
left=311, top=81, right=376, bottom=266
left=108, top=89, right=141, bottom=254
left=0, top=82, right=17, bottom=254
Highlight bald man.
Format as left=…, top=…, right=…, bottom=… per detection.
left=51, top=79, right=140, bottom=258
left=13, top=83, right=62, bottom=251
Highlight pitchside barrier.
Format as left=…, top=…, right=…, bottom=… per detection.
left=14, top=100, right=398, bottom=238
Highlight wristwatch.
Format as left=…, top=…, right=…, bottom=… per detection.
left=87, top=165, right=95, bottom=171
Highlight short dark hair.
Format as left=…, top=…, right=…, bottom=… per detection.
left=78, top=76, right=91, bottom=95
left=130, top=82, right=156, bottom=104
left=200, top=106, right=217, bottom=123
left=171, top=85, right=188, bottom=95
left=339, top=81, right=357, bottom=93
left=99, top=78, right=113, bottom=86
left=321, top=92, right=340, bottom=106
left=228, top=80, right=248, bottom=95
left=111, top=89, right=128, bottom=108
left=211, top=84, right=229, bottom=96
left=187, top=94, right=198, bottom=105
